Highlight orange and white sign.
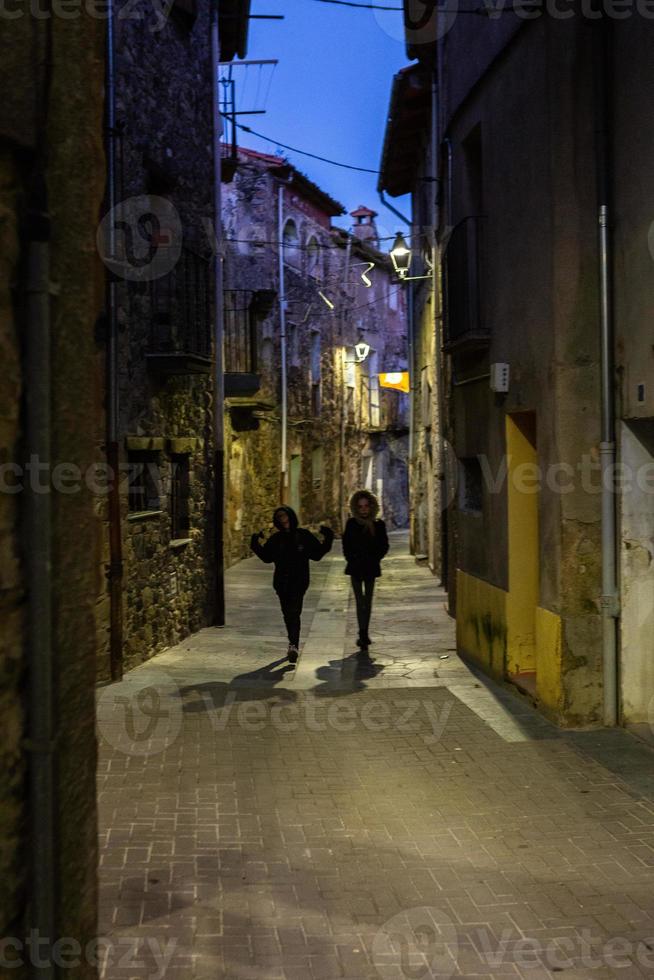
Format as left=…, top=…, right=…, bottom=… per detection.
left=379, top=372, right=409, bottom=393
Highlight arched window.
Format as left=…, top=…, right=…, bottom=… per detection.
left=306, top=237, right=321, bottom=278
left=282, top=219, right=300, bottom=268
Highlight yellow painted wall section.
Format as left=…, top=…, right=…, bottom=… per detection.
left=506, top=415, right=539, bottom=675
left=535, top=606, right=563, bottom=716
left=456, top=569, right=507, bottom=678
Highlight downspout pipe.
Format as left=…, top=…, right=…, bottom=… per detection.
left=211, top=0, right=226, bottom=625
left=430, top=68, right=446, bottom=582
left=594, top=14, right=619, bottom=726
left=277, top=183, right=288, bottom=503
left=106, top=0, right=124, bottom=677
left=378, top=189, right=416, bottom=548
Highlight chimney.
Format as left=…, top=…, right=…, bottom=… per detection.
left=350, top=205, right=379, bottom=247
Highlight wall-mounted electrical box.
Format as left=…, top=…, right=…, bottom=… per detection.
left=490, top=362, right=510, bottom=393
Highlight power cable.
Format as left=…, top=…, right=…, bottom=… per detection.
left=309, top=0, right=403, bottom=8
left=236, top=121, right=381, bottom=174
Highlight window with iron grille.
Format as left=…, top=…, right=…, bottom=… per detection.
left=127, top=453, right=161, bottom=513
left=150, top=247, right=211, bottom=357
left=224, top=290, right=257, bottom=373
left=310, top=331, right=321, bottom=415
left=171, top=455, right=190, bottom=539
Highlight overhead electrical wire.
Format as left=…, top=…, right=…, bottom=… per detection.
left=309, top=0, right=403, bottom=9
left=236, top=121, right=381, bottom=174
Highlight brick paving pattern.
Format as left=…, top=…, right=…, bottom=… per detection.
left=97, top=532, right=654, bottom=979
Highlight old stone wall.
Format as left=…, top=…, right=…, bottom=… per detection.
left=109, top=0, right=217, bottom=673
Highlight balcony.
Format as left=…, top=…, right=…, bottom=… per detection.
left=146, top=247, right=212, bottom=375
left=224, top=288, right=275, bottom=398
left=443, top=216, right=489, bottom=353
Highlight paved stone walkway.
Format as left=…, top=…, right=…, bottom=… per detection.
left=97, top=533, right=654, bottom=980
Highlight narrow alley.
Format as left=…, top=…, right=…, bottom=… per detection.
left=97, top=535, right=654, bottom=980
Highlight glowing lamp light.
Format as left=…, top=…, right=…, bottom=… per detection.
left=389, top=232, right=411, bottom=279
left=355, top=342, right=370, bottom=362
left=379, top=371, right=410, bottom=392
left=318, top=290, right=334, bottom=310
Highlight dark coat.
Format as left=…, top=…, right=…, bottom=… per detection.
left=250, top=506, right=334, bottom=597
left=342, top=517, right=389, bottom=580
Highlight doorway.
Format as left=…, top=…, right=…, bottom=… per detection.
left=289, top=454, right=302, bottom=519
left=506, top=412, right=539, bottom=695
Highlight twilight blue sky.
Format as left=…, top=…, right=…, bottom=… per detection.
left=231, top=0, right=412, bottom=241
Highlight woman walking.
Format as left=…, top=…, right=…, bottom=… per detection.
left=342, top=489, right=389, bottom=653
left=250, top=506, right=334, bottom=663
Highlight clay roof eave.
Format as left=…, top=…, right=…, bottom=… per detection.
left=378, top=64, right=431, bottom=198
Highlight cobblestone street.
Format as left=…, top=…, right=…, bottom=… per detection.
left=97, top=533, right=654, bottom=980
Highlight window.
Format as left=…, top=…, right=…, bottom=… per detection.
left=171, top=455, right=191, bottom=539
left=312, top=447, right=324, bottom=490
left=288, top=322, right=300, bottom=368
left=369, top=350, right=380, bottom=427
left=128, top=453, right=161, bottom=513
left=459, top=457, right=483, bottom=513
left=310, top=331, right=321, bottom=415
left=344, top=348, right=356, bottom=388
left=306, top=237, right=321, bottom=278
left=282, top=219, right=300, bottom=268
left=224, top=289, right=257, bottom=373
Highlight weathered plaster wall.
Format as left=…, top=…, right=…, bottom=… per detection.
left=0, top=8, right=105, bottom=971
left=446, top=19, right=602, bottom=725
left=0, top=143, right=26, bottom=974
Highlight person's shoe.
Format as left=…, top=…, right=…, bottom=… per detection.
left=356, top=634, right=371, bottom=649
left=287, top=644, right=299, bottom=664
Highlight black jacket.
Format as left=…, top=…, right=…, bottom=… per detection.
left=342, top=517, right=389, bottom=580
left=250, top=507, right=334, bottom=596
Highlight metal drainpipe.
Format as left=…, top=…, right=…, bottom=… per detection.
left=594, top=15, right=619, bottom=726
left=26, top=223, right=56, bottom=980
left=106, top=0, right=124, bottom=677
left=340, top=232, right=353, bottom=531
left=378, top=190, right=414, bottom=545
left=430, top=68, right=446, bottom=582
left=211, top=0, right=226, bottom=624
left=277, top=183, right=288, bottom=503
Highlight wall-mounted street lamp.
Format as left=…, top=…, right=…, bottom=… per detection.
left=389, top=231, right=432, bottom=282
left=355, top=342, right=370, bottom=362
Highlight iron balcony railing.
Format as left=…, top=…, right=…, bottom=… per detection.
left=443, top=215, right=489, bottom=350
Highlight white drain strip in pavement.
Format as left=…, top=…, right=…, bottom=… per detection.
left=288, top=559, right=349, bottom=689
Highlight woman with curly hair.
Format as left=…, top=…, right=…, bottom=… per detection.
left=342, top=489, right=389, bottom=653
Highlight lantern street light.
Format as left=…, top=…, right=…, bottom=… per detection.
left=355, top=341, right=370, bottom=362
left=389, top=231, right=432, bottom=282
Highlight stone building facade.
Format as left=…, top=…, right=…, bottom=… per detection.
left=96, top=0, right=220, bottom=680
left=222, top=147, right=409, bottom=565
left=381, top=13, right=654, bottom=732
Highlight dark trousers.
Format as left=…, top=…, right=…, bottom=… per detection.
left=277, top=590, right=304, bottom=647
left=351, top=577, right=375, bottom=640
